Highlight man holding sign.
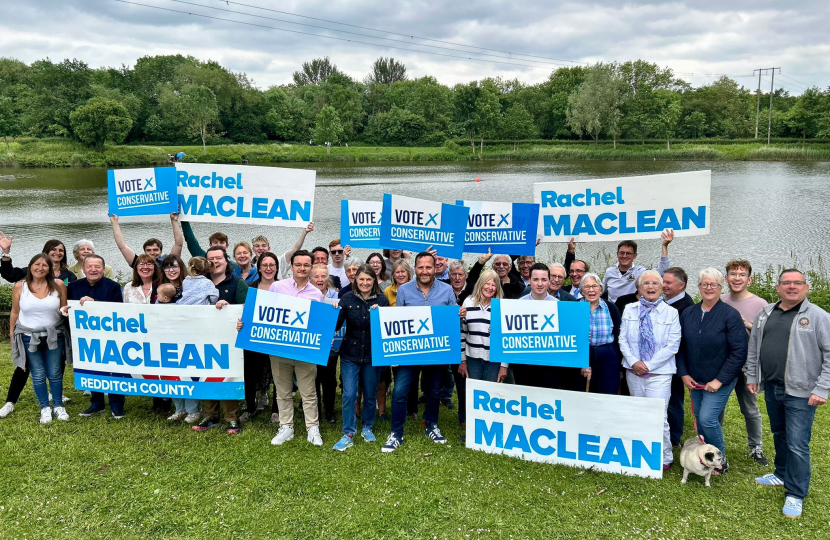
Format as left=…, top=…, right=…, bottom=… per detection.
left=382, top=252, right=459, bottom=453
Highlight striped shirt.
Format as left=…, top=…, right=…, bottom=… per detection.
left=461, top=297, right=507, bottom=367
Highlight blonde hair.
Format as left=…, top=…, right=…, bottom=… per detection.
left=157, top=283, right=176, bottom=300
left=390, top=259, right=412, bottom=284
left=311, top=263, right=336, bottom=290
left=471, top=269, right=503, bottom=304
left=188, top=257, right=213, bottom=277
left=233, top=241, right=252, bottom=258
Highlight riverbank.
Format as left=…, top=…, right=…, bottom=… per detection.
left=2, top=138, right=830, bottom=168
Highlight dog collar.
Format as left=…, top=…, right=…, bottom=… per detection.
left=699, top=456, right=705, bottom=466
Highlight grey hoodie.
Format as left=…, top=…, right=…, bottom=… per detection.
left=746, top=298, right=830, bottom=399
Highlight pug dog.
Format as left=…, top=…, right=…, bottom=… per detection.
left=680, top=436, right=725, bottom=487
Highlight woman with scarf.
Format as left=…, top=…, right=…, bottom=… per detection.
left=619, top=269, right=681, bottom=470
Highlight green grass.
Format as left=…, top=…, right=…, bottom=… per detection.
left=2, top=138, right=830, bottom=168
left=1, top=343, right=829, bottom=539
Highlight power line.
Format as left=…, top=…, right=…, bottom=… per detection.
left=112, top=0, right=561, bottom=70
left=163, top=0, right=575, bottom=67
left=777, top=73, right=812, bottom=89
left=218, top=0, right=588, bottom=66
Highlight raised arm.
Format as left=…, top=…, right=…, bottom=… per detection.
left=658, top=229, right=673, bottom=274
left=283, top=221, right=314, bottom=263
left=0, top=232, right=26, bottom=283
left=180, top=220, right=206, bottom=258
left=110, top=215, right=137, bottom=266
left=169, top=213, right=184, bottom=258
left=564, top=238, right=575, bottom=275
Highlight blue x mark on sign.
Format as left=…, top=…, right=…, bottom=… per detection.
left=143, top=177, right=155, bottom=190
left=291, top=311, right=307, bottom=325
left=541, top=314, right=556, bottom=331
left=425, top=213, right=438, bottom=226
left=497, top=213, right=510, bottom=226
left=417, top=318, right=430, bottom=333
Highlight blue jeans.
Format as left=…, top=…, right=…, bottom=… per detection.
left=340, top=358, right=381, bottom=436
left=440, top=365, right=454, bottom=401
left=466, top=358, right=501, bottom=382
left=172, top=398, right=201, bottom=414
left=764, top=381, right=817, bottom=499
left=392, top=364, right=442, bottom=437
left=690, top=378, right=737, bottom=459
left=23, top=334, right=64, bottom=409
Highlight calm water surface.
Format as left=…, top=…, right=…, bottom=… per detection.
left=1, top=160, right=829, bottom=285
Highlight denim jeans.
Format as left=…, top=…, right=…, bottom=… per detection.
left=172, top=398, right=201, bottom=414
left=440, top=365, right=454, bottom=401
left=690, top=378, right=737, bottom=459
left=23, top=334, right=64, bottom=409
left=340, top=358, right=380, bottom=436
left=391, top=364, right=442, bottom=437
left=764, top=381, right=817, bottom=499
left=466, top=358, right=501, bottom=382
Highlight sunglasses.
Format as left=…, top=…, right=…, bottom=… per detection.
left=330, top=250, right=344, bottom=255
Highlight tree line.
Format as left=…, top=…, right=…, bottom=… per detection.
left=1, top=55, right=829, bottom=154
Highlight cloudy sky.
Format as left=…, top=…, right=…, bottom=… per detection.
left=2, top=0, right=827, bottom=94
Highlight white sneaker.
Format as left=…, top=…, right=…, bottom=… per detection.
left=271, top=425, right=295, bottom=445
left=82, top=390, right=91, bottom=396
left=62, top=395, right=70, bottom=403
left=184, top=413, right=202, bottom=424
left=40, top=406, right=53, bottom=424
left=307, top=426, right=323, bottom=447
left=0, top=402, right=14, bottom=418
left=53, top=406, right=70, bottom=421
left=167, top=411, right=187, bottom=422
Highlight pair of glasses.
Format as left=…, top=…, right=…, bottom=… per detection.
left=618, top=252, right=635, bottom=257
left=330, top=250, right=344, bottom=255
left=779, top=281, right=806, bottom=286
left=260, top=264, right=277, bottom=269
left=163, top=265, right=180, bottom=271
left=137, top=262, right=155, bottom=268
left=699, top=283, right=721, bottom=289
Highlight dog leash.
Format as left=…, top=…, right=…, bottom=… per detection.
left=688, top=386, right=706, bottom=445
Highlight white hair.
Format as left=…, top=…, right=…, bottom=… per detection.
left=449, top=260, right=467, bottom=274
left=344, top=257, right=361, bottom=269
left=73, top=239, right=95, bottom=255
left=579, top=272, right=603, bottom=294
left=636, top=269, right=663, bottom=288
left=698, top=267, right=725, bottom=288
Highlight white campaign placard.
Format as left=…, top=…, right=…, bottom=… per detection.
left=534, top=170, right=711, bottom=243
left=466, top=379, right=666, bottom=478
left=175, top=163, right=315, bottom=227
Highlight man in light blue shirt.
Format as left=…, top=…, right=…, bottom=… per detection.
left=383, top=252, right=458, bottom=453
left=601, top=230, right=674, bottom=303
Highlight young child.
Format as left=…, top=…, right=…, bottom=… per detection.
left=156, top=283, right=176, bottom=304
left=176, top=257, right=219, bottom=306
left=168, top=257, right=218, bottom=423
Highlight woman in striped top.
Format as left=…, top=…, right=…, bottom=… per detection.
left=459, top=269, right=506, bottom=384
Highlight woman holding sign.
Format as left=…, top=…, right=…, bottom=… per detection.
left=579, top=273, right=623, bottom=395
left=332, top=264, right=389, bottom=451
left=619, top=270, right=681, bottom=470
left=459, top=270, right=506, bottom=383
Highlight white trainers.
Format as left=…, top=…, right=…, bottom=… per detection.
left=184, top=413, right=202, bottom=424
left=307, top=426, right=323, bottom=446
left=82, top=390, right=91, bottom=396
left=167, top=411, right=187, bottom=422
left=0, top=402, right=14, bottom=418
left=40, top=406, right=53, bottom=424
left=271, top=425, right=295, bottom=445
left=53, top=406, right=70, bottom=421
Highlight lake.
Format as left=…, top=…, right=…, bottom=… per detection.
left=1, top=160, right=829, bottom=286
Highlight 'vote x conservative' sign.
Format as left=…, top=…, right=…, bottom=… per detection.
left=370, top=305, right=461, bottom=366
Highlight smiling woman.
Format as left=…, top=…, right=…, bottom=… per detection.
left=123, top=254, right=162, bottom=305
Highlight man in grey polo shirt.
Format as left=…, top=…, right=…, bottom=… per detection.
left=746, top=269, right=830, bottom=519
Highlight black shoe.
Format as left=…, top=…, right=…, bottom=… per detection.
left=79, top=405, right=104, bottom=417
left=192, top=417, right=221, bottom=431
left=227, top=421, right=241, bottom=434
left=326, top=414, right=336, bottom=424
left=417, top=395, right=427, bottom=404
left=441, top=399, right=455, bottom=410
left=378, top=414, right=389, bottom=422
left=749, top=446, right=769, bottom=466
left=459, top=434, right=467, bottom=444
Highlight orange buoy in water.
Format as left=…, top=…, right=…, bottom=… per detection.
left=475, top=177, right=481, bottom=182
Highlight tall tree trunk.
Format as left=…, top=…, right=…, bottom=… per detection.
left=667, top=136, right=670, bottom=151
left=613, top=136, right=617, bottom=150
left=201, top=125, right=207, bottom=155
left=4, top=136, right=10, bottom=153
left=479, top=137, right=483, bottom=159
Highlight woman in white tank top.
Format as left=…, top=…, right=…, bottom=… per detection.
left=9, top=254, right=68, bottom=424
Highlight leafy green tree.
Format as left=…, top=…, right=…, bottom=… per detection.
left=293, top=57, right=340, bottom=86
left=680, top=76, right=753, bottom=138
left=0, top=96, right=21, bottom=152
left=313, top=105, right=344, bottom=153
left=501, top=104, right=537, bottom=150
left=566, top=64, right=624, bottom=147
left=785, top=87, right=824, bottom=141
left=365, top=106, right=428, bottom=145
left=22, top=58, right=92, bottom=136
left=684, top=111, right=707, bottom=138
left=366, top=57, right=407, bottom=85
left=263, top=87, right=310, bottom=141
left=69, top=97, right=132, bottom=151
left=159, top=85, right=219, bottom=154
left=650, top=90, right=682, bottom=149
left=453, top=81, right=502, bottom=156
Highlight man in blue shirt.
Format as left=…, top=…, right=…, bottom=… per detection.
left=382, top=252, right=458, bottom=453
left=64, top=255, right=125, bottom=418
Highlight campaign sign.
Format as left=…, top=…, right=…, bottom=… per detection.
left=466, top=379, right=665, bottom=478
left=69, top=301, right=244, bottom=400
left=490, top=299, right=589, bottom=367
left=323, top=297, right=345, bottom=352
left=107, top=167, right=178, bottom=217
left=175, top=163, right=315, bottom=227
left=235, top=288, right=338, bottom=365
left=534, top=170, right=711, bottom=243
left=380, top=193, right=469, bottom=259
left=370, top=305, right=461, bottom=366
left=456, top=200, right=539, bottom=255
left=340, top=200, right=383, bottom=249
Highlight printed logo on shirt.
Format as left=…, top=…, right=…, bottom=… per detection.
left=799, top=317, right=810, bottom=327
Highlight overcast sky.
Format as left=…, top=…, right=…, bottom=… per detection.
left=2, top=0, right=827, bottom=94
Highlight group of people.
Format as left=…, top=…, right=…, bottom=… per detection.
left=3, top=216, right=828, bottom=519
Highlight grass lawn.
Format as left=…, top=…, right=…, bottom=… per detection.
left=0, top=341, right=828, bottom=539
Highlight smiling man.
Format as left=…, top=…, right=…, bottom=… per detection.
left=601, top=230, right=674, bottom=303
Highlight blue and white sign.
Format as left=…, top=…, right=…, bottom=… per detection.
left=235, top=288, right=338, bottom=366
left=456, top=200, right=539, bottom=255
left=69, top=301, right=244, bottom=400
left=534, top=171, right=711, bottom=242
left=324, top=297, right=345, bottom=352
left=175, top=163, right=315, bottom=227
left=107, top=167, right=178, bottom=217
left=340, top=200, right=383, bottom=249
left=370, top=305, right=461, bottom=366
left=466, top=379, right=665, bottom=478
left=490, top=299, right=589, bottom=367
left=380, top=193, right=469, bottom=259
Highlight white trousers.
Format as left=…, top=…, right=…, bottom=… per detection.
left=626, top=371, right=673, bottom=465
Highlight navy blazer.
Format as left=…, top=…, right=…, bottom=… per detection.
left=336, top=291, right=389, bottom=364
left=677, top=300, right=748, bottom=385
